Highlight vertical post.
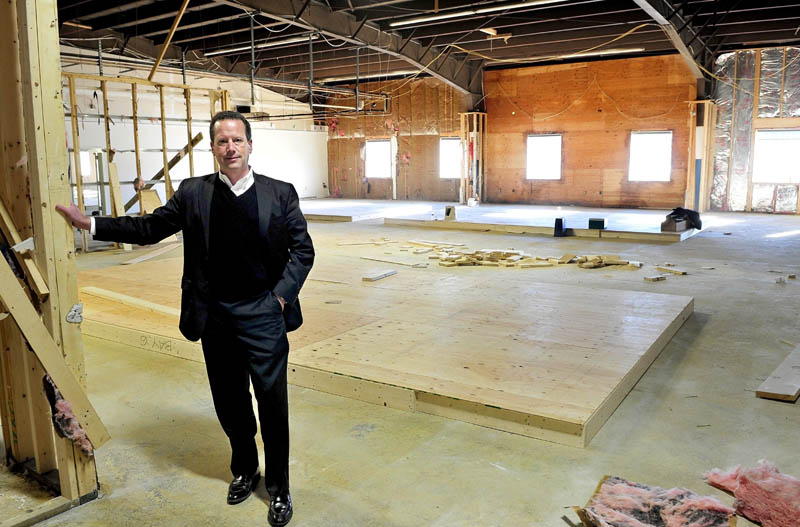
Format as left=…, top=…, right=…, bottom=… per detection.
left=250, top=14, right=255, bottom=106
left=355, top=47, right=360, bottom=113
left=100, top=80, right=115, bottom=213
left=132, top=83, right=143, bottom=211
left=745, top=50, right=761, bottom=212
left=181, top=49, right=187, bottom=85
left=185, top=88, right=195, bottom=179
left=67, top=76, right=88, bottom=252
left=459, top=113, right=466, bottom=204
left=308, top=34, right=314, bottom=113
left=209, top=90, right=219, bottom=172
left=685, top=101, right=698, bottom=209
left=15, top=0, right=99, bottom=499
left=159, top=85, right=174, bottom=198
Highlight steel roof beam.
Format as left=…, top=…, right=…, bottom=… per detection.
left=223, top=0, right=482, bottom=97
left=633, top=0, right=705, bottom=78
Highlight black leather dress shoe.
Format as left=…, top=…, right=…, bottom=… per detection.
left=268, top=491, right=293, bottom=527
left=227, top=470, right=261, bottom=505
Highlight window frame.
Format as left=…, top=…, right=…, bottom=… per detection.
left=525, top=133, right=563, bottom=181
left=364, top=139, right=392, bottom=179
left=752, top=128, right=800, bottom=185
left=627, top=130, right=673, bottom=183
left=439, top=137, right=462, bottom=179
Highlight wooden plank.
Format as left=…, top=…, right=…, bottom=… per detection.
left=107, top=164, right=132, bottom=251
left=148, top=0, right=190, bottom=81
left=13, top=0, right=101, bottom=497
left=0, top=257, right=110, bottom=449
left=158, top=86, right=174, bottom=199
left=80, top=286, right=180, bottom=317
left=120, top=242, right=182, bottom=265
left=0, top=496, right=76, bottom=527
left=131, top=83, right=143, bottom=214
left=184, top=88, right=195, bottom=179
left=67, top=76, right=88, bottom=253
left=63, top=71, right=211, bottom=92
left=656, top=266, right=687, bottom=275
left=756, top=346, right=800, bottom=401
left=81, top=319, right=203, bottom=363
left=123, top=132, right=203, bottom=211
left=362, top=269, right=397, bottom=282
left=0, top=196, right=50, bottom=299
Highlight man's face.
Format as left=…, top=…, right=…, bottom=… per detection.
left=211, top=119, right=252, bottom=176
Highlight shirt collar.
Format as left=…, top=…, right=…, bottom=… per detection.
left=218, top=168, right=254, bottom=194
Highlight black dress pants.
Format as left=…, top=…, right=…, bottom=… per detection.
left=201, top=291, right=290, bottom=496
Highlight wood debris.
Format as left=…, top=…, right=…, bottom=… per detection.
left=656, top=266, right=688, bottom=275
left=644, top=275, right=667, bottom=282
left=362, top=269, right=397, bottom=282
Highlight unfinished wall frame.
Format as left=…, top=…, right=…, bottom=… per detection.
left=1, top=0, right=111, bottom=521
left=61, top=71, right=229, bottom=243
left=459, top=112, right=486, bottom=204
left=711, top=46, right=800, bottom=214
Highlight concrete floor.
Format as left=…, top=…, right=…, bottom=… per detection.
left=5, top=210, right=800, bottom=526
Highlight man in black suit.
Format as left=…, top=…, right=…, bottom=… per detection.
left=56, top=111, right=314, bottom=527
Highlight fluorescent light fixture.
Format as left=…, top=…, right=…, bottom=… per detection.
left=317, top=69, right=418, bottom=83
left=205, top=34, right=318, bottom=57
left=486, top=47, right=645, bottom=65
left=389, top=0, right=567, bottom=27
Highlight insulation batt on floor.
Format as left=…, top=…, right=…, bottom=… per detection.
left=705, top=460, right=800, bottom=527
left=579, top=476, right=735, bottom=527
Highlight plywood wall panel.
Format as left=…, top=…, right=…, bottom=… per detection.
left=484, top=55, right=696, bottom=208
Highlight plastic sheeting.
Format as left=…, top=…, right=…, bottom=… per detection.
left=758, top=48, right=783, bottom=118
left=729, top=50, right=755, bottom=211
left=775, top=184, right=798, bottom=213
left=711, top=53, right=735, bottom=210
left=783, top=48, right=800, bottom=117
left=752, top=184, right=775, bottom=212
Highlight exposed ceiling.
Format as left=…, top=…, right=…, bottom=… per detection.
left=58, top=0, right=800, bottom=105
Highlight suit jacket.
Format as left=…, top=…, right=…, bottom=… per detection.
left=94, top=172, right=315, bottom=342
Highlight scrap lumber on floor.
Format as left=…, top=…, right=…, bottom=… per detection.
left=756, top=345, right=800, bottom=402
left=362, top=269, right=397, bottom=282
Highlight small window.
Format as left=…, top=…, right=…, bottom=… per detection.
left=439, top=138, right=461, bottom=179
left=753, top=129, right=800, bottom=184
left=629, top=131, right=672, bottom=182
left=526, top=135, right=562, bottom=180
left=365, top=140, right=391, bottom=179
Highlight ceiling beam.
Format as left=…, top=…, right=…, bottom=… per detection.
left=222, top=0, right=481, bottom=96
left=632, top=0, right=705, bottom=79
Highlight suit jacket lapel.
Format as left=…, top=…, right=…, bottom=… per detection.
left=199, top=174, right=215, bottom=254
left=254, top=173, right=272, bottom=238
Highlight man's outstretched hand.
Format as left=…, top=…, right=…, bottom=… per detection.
left=55, top=204, right=91, bottom=231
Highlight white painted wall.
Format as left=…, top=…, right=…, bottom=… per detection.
left=61, top=47, right=329, bottom=214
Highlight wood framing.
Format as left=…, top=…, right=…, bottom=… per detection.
left=158, top=86, right=174, bottom=199
left=67, top=76, right=88, bottom=253
left=131, top=83, right=143, bottom=212
left=1, top=0, right=103, bottom=506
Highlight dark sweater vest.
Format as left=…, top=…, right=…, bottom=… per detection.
left=208, top=178, right=270, bottom=302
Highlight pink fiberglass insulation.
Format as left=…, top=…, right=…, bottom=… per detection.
left=43, top=375, right=94, bottom=455
left=705, top=460, right=800, bottom=527
left=581, top=476, right=735, bottom=527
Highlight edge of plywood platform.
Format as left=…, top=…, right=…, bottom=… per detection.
left=385, top=218, right=696, bottom=242
left=81, top=319, right=204, bottom=363
left=304, top=214, right=354, bottom=222
left=80, top=315, right=590, bottom=446
left=582, top=297, right=695, bottom=444
left=414, top=392, right=586, bottom=447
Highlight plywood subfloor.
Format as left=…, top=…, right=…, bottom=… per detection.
left=78, top=253, right=692, bottom=447
left=300, top=199, right=700, bottom=242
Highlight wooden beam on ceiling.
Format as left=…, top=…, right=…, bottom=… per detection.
left=148, top=0, right=191, bottom=81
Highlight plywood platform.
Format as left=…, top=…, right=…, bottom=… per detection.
left=78, top=254, right=693, bottom=447
left=300, top=199, right=701, bottom=242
